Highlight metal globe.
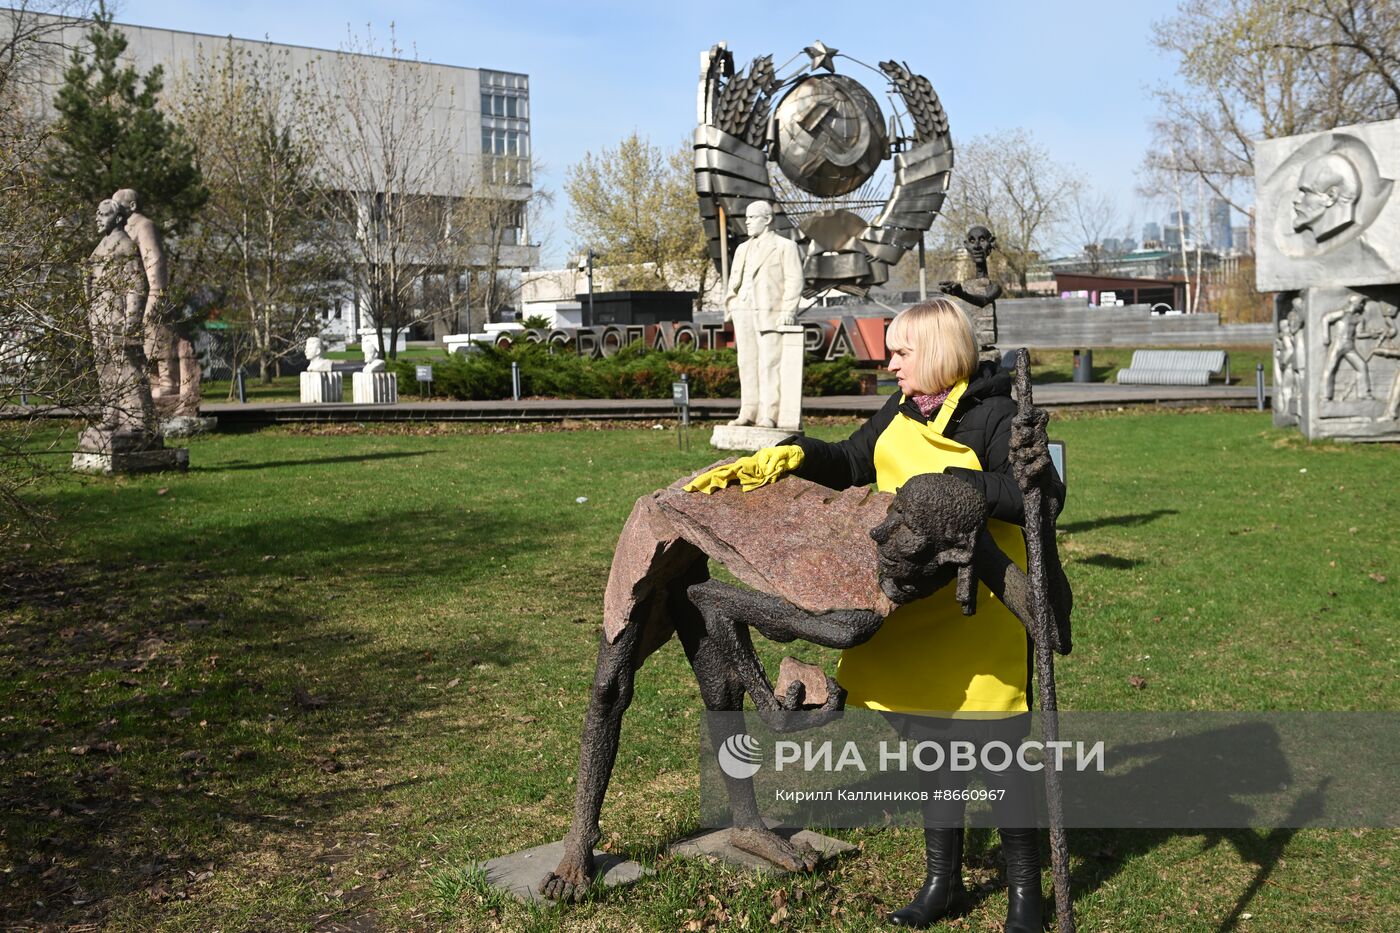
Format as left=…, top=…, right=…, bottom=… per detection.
left=772, top=74, right=888, bottom=198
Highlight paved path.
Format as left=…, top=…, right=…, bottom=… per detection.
left=198, top=383, right=1269, bottom=426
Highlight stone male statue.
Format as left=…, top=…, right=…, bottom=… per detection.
left=725, top=201, right=803, bottom=428
left=362, top=341, right=387, bottom=374
left=940, top=225, right=1002, bottom=361
left=110, top=190, right=173, bottom=393
left=305, top=336, right=334, bottom=373
left=81, top=198, right=156, bottom=447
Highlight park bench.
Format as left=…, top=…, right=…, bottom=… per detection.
left=1115, top=349, right=1230, bottom=386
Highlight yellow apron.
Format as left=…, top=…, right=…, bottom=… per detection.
left=835, top=381, right=1030, bottom=714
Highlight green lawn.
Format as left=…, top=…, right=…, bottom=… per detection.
left=1, top=412, right=1395, bottom=931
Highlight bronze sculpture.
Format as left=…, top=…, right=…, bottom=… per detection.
left=540, top=352, right=1073, bottom=930
left=940, top=225, right=1003, bottom=362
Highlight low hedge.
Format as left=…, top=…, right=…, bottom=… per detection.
left=393, top=342, right=863, bottom=400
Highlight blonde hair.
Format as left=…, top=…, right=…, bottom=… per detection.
left=885, top=298, right=978, bottom=394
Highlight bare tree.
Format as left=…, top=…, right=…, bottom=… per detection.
left=442, top=155, right=551, bottom=336
left=1144, top=0, right=1400, bottom=216
left=171, top=40, right=345, bottom=383
left=313, top=26, right=460, bottom=358
left=942, top=129, right=1080, bottom=294
left=565, top=134, right=709, bottom=297
left=0, top=2, right=99, bottom=543
left=1068, top=188, right=1133, bottom=274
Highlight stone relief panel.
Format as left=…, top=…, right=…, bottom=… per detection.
left=1272, top=292, right=1305, bottom=428
left=1297, top=285, right=1400, bottom=441
left=1256, top=119, right=1400, bottom=291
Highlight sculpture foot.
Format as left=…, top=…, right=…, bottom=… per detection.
left=728, top=415, right=755, bottom=426
left=729, top=826, right=820, bottom=873
left=538, top=847, right=596, bottom=903
left=756, top=417, right=777, bottom=428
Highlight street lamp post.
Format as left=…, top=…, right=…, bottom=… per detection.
left=577, top=249, right=596, bottom=326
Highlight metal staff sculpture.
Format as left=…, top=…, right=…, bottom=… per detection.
left=1012, top=347, right=1075, bottom=933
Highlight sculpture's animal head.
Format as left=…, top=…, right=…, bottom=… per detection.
left=871, top=472, right=986, bottom=613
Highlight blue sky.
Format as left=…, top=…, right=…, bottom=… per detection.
left=115, top=0, right=1190, bottom=265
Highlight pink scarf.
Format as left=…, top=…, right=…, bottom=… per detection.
left=911, top=387, right=952, bottom=418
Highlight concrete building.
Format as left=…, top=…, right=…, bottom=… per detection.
left=9, top=11, right=539, bottom=346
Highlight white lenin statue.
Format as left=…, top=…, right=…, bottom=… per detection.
left=725, top=201, right=804, bottom=428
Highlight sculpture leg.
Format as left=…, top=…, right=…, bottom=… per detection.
left=118, top=338, right=155, bottom=436
left=144, top=319, right=171, bottom=397
left=175, top=333, right=202, bottom=417
left=1323, top=347, right=1343, bottom=400
left=755, top=329, right=783, bottom=428
left=672, top=581, right=820, bottom=873
left=1344, top=350, right=1373, bottom=398
left=730, top=311, right=758, bottom=425
left=539, top=602, right=671, bottom=903
left=686, top=578, right=881, bottom=726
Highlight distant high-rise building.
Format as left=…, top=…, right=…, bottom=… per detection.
left=1142, top=221, right=1162, bottom=244
left=1232, top=225, right=1251, bottom=253
left=1164, top=226, right=1183, bottom=250
left=1209, top=199, right=1232, bottom=250
left=1168, top=210, right=1191, bottom=241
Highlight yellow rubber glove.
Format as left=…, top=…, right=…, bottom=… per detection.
left=684, top=445, right=804, bottom=494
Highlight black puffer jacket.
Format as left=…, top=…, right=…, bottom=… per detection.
left=791, top=362, right=1059, bottom=525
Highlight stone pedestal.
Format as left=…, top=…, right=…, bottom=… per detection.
left=161, top=415, right=216, bottom=438
left=477, top=839, right=650, bottom=904
left=72, top=428, right=188, bottom=476
left=709, top=423, right=799, bottom=451
left=301, top=371, right=343, bottom=403
left=669, top=825, right=856, bottom=873
left=775, top=324, right=804, bottom=431
left=72, top=447, right=189, bottom=475
left=352, top=372, right=397, bottom=404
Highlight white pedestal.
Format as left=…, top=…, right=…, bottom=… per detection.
left=300, top=371, right=343, bottom=403
left=776, top=324, right=805, bottom=431
left=352, top=371, right=398, bottom=404
left=709, top=423, right=801, bottom=451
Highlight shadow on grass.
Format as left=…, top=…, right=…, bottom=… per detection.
left=0, top=503, right=553, bottom=927
left=1074, top=554, right=1143, bottom=570
left=1055, top=728, right=1334, bottom=931
left=203, top=450, right=428, bottom=472
left=1058, top=509, right=1178, bottom=534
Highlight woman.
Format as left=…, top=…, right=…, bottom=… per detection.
left=698, top=298, right=1053, bottom=931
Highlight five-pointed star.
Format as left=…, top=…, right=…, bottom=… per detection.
left=804, top=40, right=838, bottom=73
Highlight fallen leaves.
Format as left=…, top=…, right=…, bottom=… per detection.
left=68, top=741, right=121, bottom=756
left=1128, top=676, right=1148, bottom=690
left=293, top=686, right=330, bottom=710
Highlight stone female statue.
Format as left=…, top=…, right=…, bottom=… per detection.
left=80, top=198, right=156, bottom=449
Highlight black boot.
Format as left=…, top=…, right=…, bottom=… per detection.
left=1000, top=828, right=1044, bottom=933
left=888, top=827, right=968, bottom=928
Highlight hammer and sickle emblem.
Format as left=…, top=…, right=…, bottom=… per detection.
left=792, top=91, right=868, bottom=176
